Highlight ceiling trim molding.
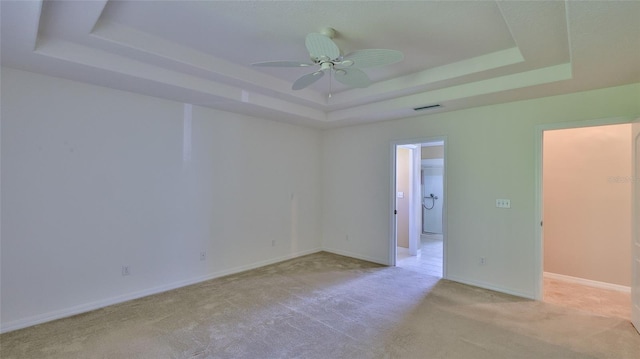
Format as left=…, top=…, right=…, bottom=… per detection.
left=90, top=20, right=326, bottom=108
left=34, top=38, right=328, bottom=122
left=3, top=0, right=637, bottom=128
left=329, top=47, right=525, bottom=108
left=326, top=63, right=573, bottom=123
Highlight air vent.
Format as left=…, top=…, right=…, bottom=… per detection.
left=413, top=104, right=441, bottom=111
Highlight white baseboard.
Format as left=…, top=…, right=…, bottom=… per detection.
left=0, top=247, right=322, bottom=334
left=543, top=272, right=631, bottom=293
left=446, top=275, right=535, bottom=300
left=321, top=247, right=388, bottom=265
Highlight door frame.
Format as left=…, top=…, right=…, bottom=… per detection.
left=390, top=136, right=447, bottom=279
left=533, top=116, right=636, bottom=300
left=396, top=144, right=421, bottom=256
left=632, top=117, right=640, bottom=332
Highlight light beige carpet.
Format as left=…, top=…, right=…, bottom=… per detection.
left=1, top=252, right=638, bottom=358
left=544, top=276, right=631, bottom=320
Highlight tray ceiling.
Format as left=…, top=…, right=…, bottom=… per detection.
left=2, top=1, right=639, bottom=128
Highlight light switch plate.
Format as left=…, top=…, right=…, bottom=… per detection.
left=397, top=191, right=404, bottom=198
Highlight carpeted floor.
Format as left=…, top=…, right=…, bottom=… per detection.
left=544, top=276, right=631, bottom=320
left=1, top=251, right=638, bottom=358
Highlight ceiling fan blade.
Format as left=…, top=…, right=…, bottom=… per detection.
left=251, top=61, right=314, bottom=67
left=292, top=71, right=325, bottom=90
left=333, top=68, right=371, bottom=88
left=305, top=33, right=340, bottom=60
left=342, top=49, right=404, bottom=69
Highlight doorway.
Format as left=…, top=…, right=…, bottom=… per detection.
left=392, top=139, right=446, bottom=278
left=540, top=123, right=633, bottom=320
left=421, top=144, right=444, bottom=235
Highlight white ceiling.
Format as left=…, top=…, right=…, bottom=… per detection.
left=2, top=1, right=639, bottom=128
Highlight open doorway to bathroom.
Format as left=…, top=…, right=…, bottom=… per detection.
left=393, top=140, right=445, bottom=278
left=419, top=143, right=444, bottom=277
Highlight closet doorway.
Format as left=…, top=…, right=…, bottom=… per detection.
left=541, top=123, right=633, bottom=320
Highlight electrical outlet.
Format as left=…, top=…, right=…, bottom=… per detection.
left=479, top=257, right=486, bottom=265
left=271, top=240, right=276, bottom=247
left=200, top=251, right=206, bottom=261
left=346, top=234, right=349, bottom=241
left=122, top=265, right=130, bottom=276
left=496, top=199, right=511, bottom=208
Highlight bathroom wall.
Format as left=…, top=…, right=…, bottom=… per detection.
left=422, top=167, right=444, bottom=234
left=422, top=146, right=444, bottom=159
left=421, top=145, right=444, bottom=234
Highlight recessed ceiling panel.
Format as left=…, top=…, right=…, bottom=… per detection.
left=98, top=0, right=516, bottom=83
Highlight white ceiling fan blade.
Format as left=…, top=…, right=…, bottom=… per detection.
left=305, top=33, right=340, bottom=60
left=251, top=61, right=314, bottom=67
left=333, top=68, right=371, bottom=88
left=292, top=71, right=325, bottom=90
left=342, top=49, right=404, bottom=69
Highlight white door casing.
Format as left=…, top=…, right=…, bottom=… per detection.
left=632, top=117, right=640, bottom=333
left=409, top=145, right=422, bottom=256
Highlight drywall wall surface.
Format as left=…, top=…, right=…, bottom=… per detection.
left=544, top=125, right=632, bottom=286
left=322, top=83, right=640, bottom=298
left=0, top=68, right=322, bottom=331
left=422, top=146, right=444, bottom=159
left=396, top=148, right=410, bottom=248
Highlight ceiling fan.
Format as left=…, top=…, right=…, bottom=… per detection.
left=251, top=28, right=403, bottom=91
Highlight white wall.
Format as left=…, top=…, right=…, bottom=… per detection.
left=322, top=83, right=640, bottom=298
left=0, top=68, right=322, bottom=331
left=2, top=66, right=639, bottom=331
left=543, top=124, right=632, bottom=286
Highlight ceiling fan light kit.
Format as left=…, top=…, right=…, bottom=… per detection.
left=252, top=27, right=404, bottom=92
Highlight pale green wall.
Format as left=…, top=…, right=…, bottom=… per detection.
left=321, top=83, right=640, bottom=298
left=1, top=67, right=323, bottom=331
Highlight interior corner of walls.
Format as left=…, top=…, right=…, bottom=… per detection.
left=446, top=275, right=535, bottom=300
left=321, top=247, right=389, bottom=266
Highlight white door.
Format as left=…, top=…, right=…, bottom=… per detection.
left=632, top=118, right=640, bottom=333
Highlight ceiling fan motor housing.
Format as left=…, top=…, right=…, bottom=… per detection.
left=319, top=27, right=337, bottom=39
